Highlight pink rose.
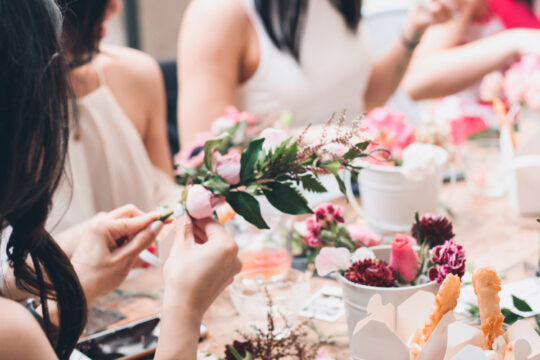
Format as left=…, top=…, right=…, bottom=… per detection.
left=225, top=106, right=257, bottom=125
left=363, top=107, right=415, bottom=163
left=347, top=224, right=379, bottom=247
left=214, top=151, right=241, bottom=185
left=389, top=234, right=419, bottom=283
left=185, top=185, right=222, bottom=219
left=315, top=247, right=351, bottom=276
left=260, top=128, right=290, bottom=152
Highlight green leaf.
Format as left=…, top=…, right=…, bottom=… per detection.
left=227, top=345, right=247, bottom=360
left=226, top=191, right=269, bottom=229
left=283, top=142, right=298, bottom=163
left=350, top=170, right=359, bottom=185
left=333, top=174, right=347, bottom=196
left=535, top=314, right=540, bottom=327
left=262, top=182, right=312, bottom=215
left=203, top=176, right=230, bottom=196
left=300, top=174, right=327, bottom=193
left=501, top=308, right=522, bottom=325
left=240, top=138, right=264, bottom=182
left=203, top=133, right=232, bottom=170
left=322, top=160, right=341, bottom=175
left=512, top=295, right=533, bottom=312
left=343, top=141, right=370, bottom=161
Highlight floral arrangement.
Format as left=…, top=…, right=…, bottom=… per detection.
left=290, top=203, right=379, bottom=261
left=362, top=107, right=448, bottom=180
left=314, top=211, right=466, bottom=287
left=481, top=55, right=540, bottom=110
left=174, top=112, right=372, bottom=229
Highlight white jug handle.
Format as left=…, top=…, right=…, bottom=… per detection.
left=344, top=168, right=364, bottom=218
left=512, top=155, right=540, bottom=169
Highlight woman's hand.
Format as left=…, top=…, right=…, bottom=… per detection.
left=155, top=215, right=241, bottom=360
left=405, top=0, right=462, bottom=39
left=70, top=205, right=162, bottom=305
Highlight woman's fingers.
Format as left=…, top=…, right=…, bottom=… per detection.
left=109, top=204, right=145, bottom=219
left=116, top=222, right=161, bottom=261
left=104, top=212, right=158, bottom=241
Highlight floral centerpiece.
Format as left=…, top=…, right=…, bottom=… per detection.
left=310, top=209, right=466, bottom=336
left=174, top=112, right=373, bottom=229
left=345, top=107, right=448, bottom=234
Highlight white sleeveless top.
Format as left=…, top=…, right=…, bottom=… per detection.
left=0, top=227, right=10, bottom=296
left=47, top=62, right=182, bottom=234
left=237, top=0, right=372, bottom=126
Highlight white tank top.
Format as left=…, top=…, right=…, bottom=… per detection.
left=237, top=0, right=373, bottom=126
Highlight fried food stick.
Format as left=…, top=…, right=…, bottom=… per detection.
left=417, top=274, right=461, bottom=347
left=472, top=267, right=505, bottom=350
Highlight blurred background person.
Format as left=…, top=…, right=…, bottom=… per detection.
left=403, top=0, right=540, bottom=129
left=177, top=0, right=461, bottom=145
left=48, top=0, right=181, bottom=233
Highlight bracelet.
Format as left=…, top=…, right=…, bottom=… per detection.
left=401, top=29, right=422, bottom=51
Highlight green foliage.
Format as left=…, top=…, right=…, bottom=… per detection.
left=512, top=295, right=533, bottom=312
left=204, top=133, right=233, bottom=170
left=226, top=191, right=269, bottom=229
left=300, top=174, right=327, bottom=193
left=240, top=138, right=264, bottom=182
left=262, top=182, right=312, bottom=215
left=203, top=176, right=230, bottom=196
left=343, top=141, right=370, bottom=161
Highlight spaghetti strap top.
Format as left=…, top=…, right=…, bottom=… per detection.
left=47, top=61, right=182, bottom=234
left=237, top=0, right=372, bottom=126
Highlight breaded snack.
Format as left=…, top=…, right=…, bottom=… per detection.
left=472, top=268, right=505, bottom=350
left=417, top=274, right=462, bottom=347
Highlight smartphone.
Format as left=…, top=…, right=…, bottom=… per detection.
left=76, top=315, right=209, bottom=360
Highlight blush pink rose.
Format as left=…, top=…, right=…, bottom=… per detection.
left=449, top=116, right=488, bottom=145
left=185, top=185, right=222, bottom=219
left=214, top=151, right=241, bottom=185
left=260, top=128, right=290, bottom=152
left=347, top=224, right=379, bottom=247
left=315, top=247, right=351, bottom=276
left=389, top=234, right=419, bottom=283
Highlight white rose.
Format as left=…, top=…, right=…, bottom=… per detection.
left=401, top=143, right=448, bottom=181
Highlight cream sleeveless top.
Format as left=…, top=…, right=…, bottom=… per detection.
left=47, top=63, right=182, bottom=234
left=237, top=0, right=373, bottom=126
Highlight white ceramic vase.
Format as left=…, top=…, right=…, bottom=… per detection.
left=338, top=245, right=439, bottom=338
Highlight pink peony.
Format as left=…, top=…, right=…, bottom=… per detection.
left=214, top=151, right=241, bottom=185
left=174, top=132, right=214, bottom=172
left=389, top=234, right=419, bottom=283
left=260, top=128, right=290, bottom=152
left=363, top=107, right=415, bottom=163
left=224, top=105, right=257, bottom=125
left=315, top=247, right=351, bottom=276
left=185, top=185, right=222, bottom=219
left=449, top=116, right=488, bottom=145
left=428, top=240, right=466, bottom=284
left=347, top=224, right=379, bottom=247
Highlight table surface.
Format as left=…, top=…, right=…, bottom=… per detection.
left=91, top=181, right=540, bottom=359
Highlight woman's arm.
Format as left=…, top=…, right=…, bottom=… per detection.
left=403, top=3, right=540, bottom=100
left=364, top=0, right=459, bottom=109
left=0, top=298, right=58, bottom=359
left=177, top=0, right=249, bottom=146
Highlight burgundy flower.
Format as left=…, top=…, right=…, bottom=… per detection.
left=345, top=259, right=396, bottom=287
left=305, top=203, right=346, bottom=248
left=412, top=214, right=454, bottom=248
left=224, top=340, right=254, bottom=360
left=428, top=240, right=466, bottom=284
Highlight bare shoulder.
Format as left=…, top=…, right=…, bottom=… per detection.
left=181, top=0, right=250, bottom=48
left=99, top=44, right=162, bottom=88
left=0, top=298, right=57, bottom=358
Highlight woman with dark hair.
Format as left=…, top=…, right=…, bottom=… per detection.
left=47, top=0, right=182, bottom=233
left=404, top=0, right=540, bottom=100
left=177, top=0, right=459, bottom=144
left=0, top=1, right=241, bottom=359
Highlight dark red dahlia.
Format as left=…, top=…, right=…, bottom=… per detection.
left=411, top=214, right=454, bottom=248
left=224, top=340, right=254, bottom=360
left=345, top=259, right=396, bottom=287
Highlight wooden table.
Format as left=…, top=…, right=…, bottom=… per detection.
left=91, top=182, right=540, bottom=359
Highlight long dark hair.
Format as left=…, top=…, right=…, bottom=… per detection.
left=0, top=0, right=87, bottom=358
left=254, top=0, right=362, bottom=60
left=58, top=0, right=109, bottom=67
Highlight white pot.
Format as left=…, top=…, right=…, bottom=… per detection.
left=338, top=245, right=439, bottom=338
